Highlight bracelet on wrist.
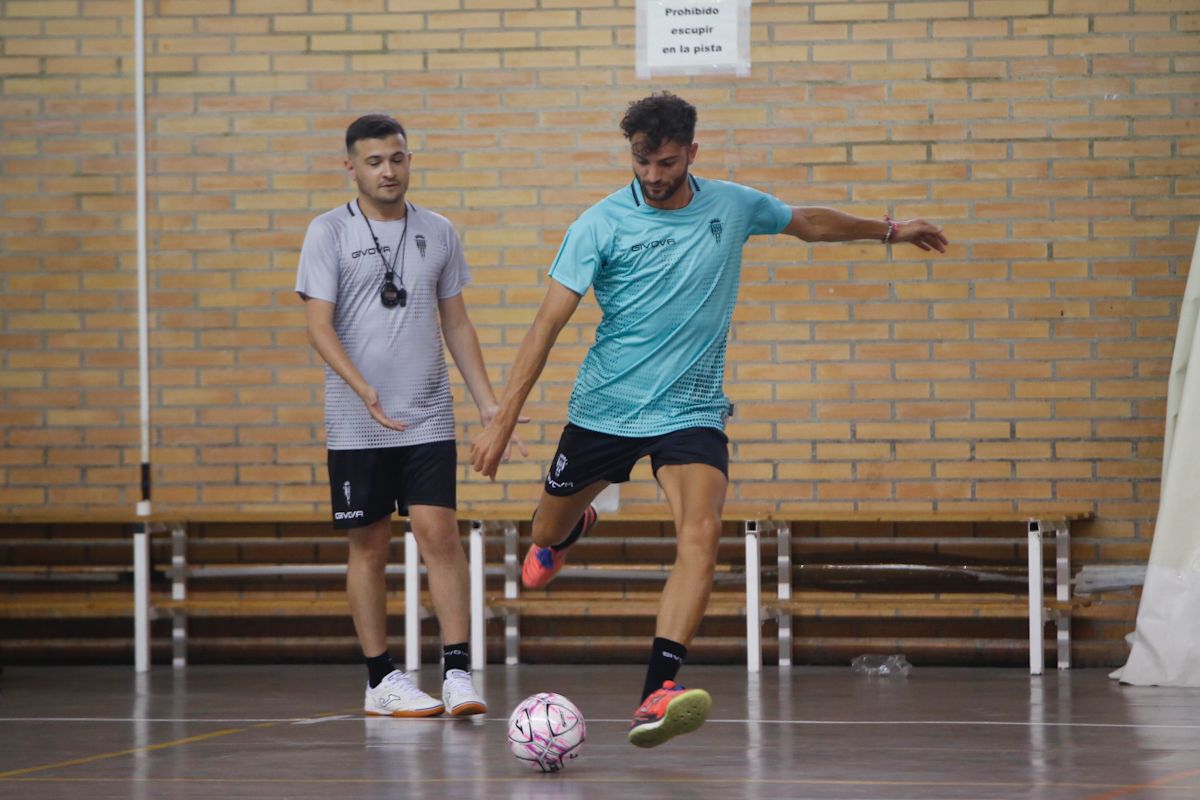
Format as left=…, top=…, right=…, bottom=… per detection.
left=882, top=214, right=898, bottom=244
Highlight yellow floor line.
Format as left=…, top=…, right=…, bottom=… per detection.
left=0, top=726, right=257, bottom=780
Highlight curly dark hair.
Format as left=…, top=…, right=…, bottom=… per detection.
left=345, top=114, right=407, bottom=154
left=619, top=92, right=697, bottom=154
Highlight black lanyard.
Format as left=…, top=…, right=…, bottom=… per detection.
left=358, top=199, right=411, bottom=308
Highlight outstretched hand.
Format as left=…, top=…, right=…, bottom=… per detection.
left=895, top=219, right=949, bottom=253
left=361, top=386, right=407, bottom=431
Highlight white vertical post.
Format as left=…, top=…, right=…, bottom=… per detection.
left=1027, top=520, right=1045, bottom=676
left=171, top=523, right=187, bottom=668
left=133, top=528, right=150, bottom=673
left=745, top=520, right=762, bottom=673
left=776, top=523, right=792, bottom=668
left=469, top=521, right=485, bottom=671
left=504, top=521, right=519, bottom=665
left=405, top=529, right=420, bottom=672
left=1055, top=521, right=1072, bottom=670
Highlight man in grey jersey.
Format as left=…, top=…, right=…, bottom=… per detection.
left=296, top=114, right=522, bottom=717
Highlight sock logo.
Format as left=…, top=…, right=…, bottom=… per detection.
left=661, top=650, right=683, bottom=664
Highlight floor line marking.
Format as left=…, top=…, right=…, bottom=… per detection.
left=1084, top=768, right=1200, bottom=800
left=2, top=776, right=1198, bottom=791
left=0, top=728, right=250, bottom=780
left=2, top=716, right=1200, bottom=731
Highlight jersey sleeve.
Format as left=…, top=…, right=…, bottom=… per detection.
left=437, top=224, right=471, bottom=299
left=547, top=215, right=605, bottom=296
left=740, top=185, right=794, bottom=238
left=295, top=217, right=341, bottom=303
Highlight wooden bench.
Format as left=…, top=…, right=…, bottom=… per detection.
left=473, top=506, right=1092, bottom=674
left=1, top=506, right=1093, bottom=675
left=753, top=511, right=1093, bottom=674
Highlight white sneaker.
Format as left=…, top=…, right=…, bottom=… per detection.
left=364, top=670, right=444, bottom=717
left=442, top=669, right=487, bottom=717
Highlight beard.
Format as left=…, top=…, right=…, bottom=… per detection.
left=636, top=170, right=688, bottom=203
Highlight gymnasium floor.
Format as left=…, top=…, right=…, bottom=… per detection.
left=1, top=664, right=1197, bottom=799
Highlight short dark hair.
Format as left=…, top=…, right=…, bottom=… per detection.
left=619, top=92, right=697, bottom=154
left=345, top=114, right=407, bottom=153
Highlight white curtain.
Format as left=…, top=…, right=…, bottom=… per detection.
left=1113, top=228, right=1200, bottom=686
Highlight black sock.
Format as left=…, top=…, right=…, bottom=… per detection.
left=365, top=651, right=396, bottom=689
left=550, top=506, right=593, bottom=552
left=443, top=642, right=470, bottom=677
left=640, top=637, right=687, bottom=703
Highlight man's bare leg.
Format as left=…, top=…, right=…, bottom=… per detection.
left=407, top=504, right=469, bottom=645
left=530, top=482, right=610, bottom=547
left=654, top=463, right=727, bottom=645
left=625, top=463, right=725, bottom=748
left=346, top=516, right=393, bottom=658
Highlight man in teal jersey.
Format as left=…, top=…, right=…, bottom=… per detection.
left=472, top=92, right=948, bottom=748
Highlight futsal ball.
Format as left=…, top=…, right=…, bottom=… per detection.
left=506, top=692, right=586, bottom=773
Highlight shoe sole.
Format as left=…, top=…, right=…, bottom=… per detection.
left=446, top=701, right=487, bottom=717
left=365, top=705, right=445, bottom=718
left=627, top=688, right=711, bottom=749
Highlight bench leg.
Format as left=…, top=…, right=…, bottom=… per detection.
left=469, top=521, right=485, bottom=671
left=405, top=528, right=420, bottom=672
left=134, top=525, right=151, bottom=673
left=171, top=522, right=187, bottom=669
left=745, top=520, right=762, bottom=674
left=1055, top=521, right=1072, bottom=670
left=1027, top=521, right=1045, bottom=676
left=777, top=523, right=792, bottom=669
left=504, top=521, right=519, bottom=666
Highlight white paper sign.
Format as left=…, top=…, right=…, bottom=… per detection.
left=637, top=0, right=749, bottom=79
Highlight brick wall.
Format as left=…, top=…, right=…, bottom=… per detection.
left=1, top=0, right=1197, bottom=567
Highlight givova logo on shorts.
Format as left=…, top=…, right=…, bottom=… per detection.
left=547, top=453, right=574, bottom=490
left=336, top=480, right=364, bottom=520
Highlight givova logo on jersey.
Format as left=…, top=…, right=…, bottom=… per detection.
left=350, top=245, right=390, bottom=259
left=630, top=236, right=675, bottom=253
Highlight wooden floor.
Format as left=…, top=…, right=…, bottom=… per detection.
left=0, top=664, right=1197, bottom=799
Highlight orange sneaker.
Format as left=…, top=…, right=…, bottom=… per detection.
left=627, top=680, right=711, bottom=748
left=521, top=504, right=598, bottom=590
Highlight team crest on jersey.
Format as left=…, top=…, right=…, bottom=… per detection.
left=709, top=218, right=723, bottom=244
left=415, top=234, right=426, bottom=258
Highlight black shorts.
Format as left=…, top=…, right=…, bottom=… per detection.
left=543, top=423, right=729, bottom=497
left=326, top=441, right=457, bottom=529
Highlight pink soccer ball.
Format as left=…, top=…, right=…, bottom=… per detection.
left=506, top=692, right=586, bottom=773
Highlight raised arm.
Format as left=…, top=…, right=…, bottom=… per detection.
left=470, top=280, right=583, bottom=480
left=303, top=297, right=406, bottom=431
left=784, top=207, right=948, bottom=252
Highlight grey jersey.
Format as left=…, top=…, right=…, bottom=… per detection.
left=295, top=200, right=470, bottom=450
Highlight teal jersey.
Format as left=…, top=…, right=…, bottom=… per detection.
left=548, top=175, right=793, bottom=437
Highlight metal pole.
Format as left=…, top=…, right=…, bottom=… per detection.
left=405, top=529, right=420, bottom=671
left=469, top=521, right=485, bottom=670
left=133, top=0, right=152, bottom=674
left=745, top=520, right=762, bottom=673
left=1027, top=520, right=1045, bottom=675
